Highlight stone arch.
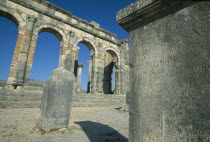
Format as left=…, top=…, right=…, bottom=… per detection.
left=0, top=8, right=26, bottom=85
left=103, top=47, right=121, bottom=94
left=74, top=37, right=97, bottom=56
left=73, top=37, right=98, bottom=93
left=30, top=24, right=68, bottom=81
left=0, top=8, right=25, bottom=27
left=33, top=24, right=67, bottom=46
left=105, top=47, right=120, bottom=63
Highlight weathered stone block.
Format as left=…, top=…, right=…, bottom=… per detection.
left=36, top=68, right=74, bottom=132
left=117, top=1, right=210, bottom=141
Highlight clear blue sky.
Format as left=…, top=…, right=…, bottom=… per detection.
left=0, top=0, right=133, bottom=90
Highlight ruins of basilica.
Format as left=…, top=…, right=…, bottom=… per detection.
left=1, top=0, right=210, bottom=141
left=0, top=0, right=129, bottom=95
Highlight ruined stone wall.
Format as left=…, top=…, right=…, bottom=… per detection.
left=0, top=0, right=129, bottom=95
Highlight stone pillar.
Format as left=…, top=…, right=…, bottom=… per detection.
left=119, top=42, right=130, bottom=95
left=119, top=66, right=126, bottom=95
left=71, top=46, right=80, bottom=92
left=87, top=60, right=92, bottom=93
left=103, top=62, right=113, bottom=94
left=24, top=35, right=37, bottom=84
left=20, top=16, right=36, bottom=85
left=7, top=16, right=36, bottom=87
left=91, top=47, right=104, bottom=94
left=114, top=68, right=120, bottom=94
left=76, top=63, right=83, bottom=93
left=117, top=1, right=210, bottom=141
left=7, top=28, right=26, bottom=86
left=70, top=46, right=79, bottom=74
left=36, top=68, right=74, bottom=132
left=59, top=50, right=73, bottom=73
left=103, top=52, right=111, bottom=94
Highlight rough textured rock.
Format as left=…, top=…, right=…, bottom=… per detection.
left=36, top=68, right=74, bottom=132
left=0, top=81, right=7, bottom=87
left=27, top=80, right=44, bottom=87
left=117, top=1, right=210, bottom=141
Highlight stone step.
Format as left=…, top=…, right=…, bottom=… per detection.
left=0, top=99, right=125, bottom=108
left=24, top=86, right=43, bottom=91
left=74, top=95, right=126, bottom=99
left=72, top=99, right=125, bottom=103
left=24, top=90, right=43, bottom=94
left=0, top=96, right=42, bottom=101
left=72, top=102, right=125, bottom=107
left=0, top=101, right=41, bottom=108
left=3, top=92, right=42, bottom=97
left=0, top=90, right=126, bottom=108
left=0, top=100, right=125, bottom=108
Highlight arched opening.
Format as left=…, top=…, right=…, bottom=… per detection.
left=75, top=39, right=95, bottom=94
left=0, top=10, right=19, bottom=27
left=0, top=12, right=18, bottom=86
left=30, top=28, right=63, bottom=84
left=103, top=50, right=118, bottom=94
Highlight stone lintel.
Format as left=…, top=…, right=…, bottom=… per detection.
left=90, top=21, right=100, bottom=29
left=117, top=0, right=199, bottom=32
left=9, top=0, right=118, bottom=43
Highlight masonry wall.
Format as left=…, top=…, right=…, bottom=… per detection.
left=117, top=1, right=210, bottom=141
left=0, top=0, right=129, bottom=95
left=0, top=89, right=126, bottom=108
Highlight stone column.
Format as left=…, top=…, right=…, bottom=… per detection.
left=59, top=50, right=72, bottom=71
left=87, top=60, right=92, bottom=93
left=103, top=51, right=114, bottom=94
left=71, top=46, right=80, bottom=92
left=119, top=66, right=126, bottom=95
left=24, top=34, right=37, bottom=84
left=20, top=16, right=36, bottom=85
left=70, top=46, right=79, bottom=74
left=7, top=28, right=26, bottom=86
left=114, top=68, right=120, bottom=94
left=91, top=47, right=104, bottom=94
left=7, top=16, right=36, bottom=87
left=76, top=63, right=84, bottom=93
left=117, top=1, right=210, bottom=141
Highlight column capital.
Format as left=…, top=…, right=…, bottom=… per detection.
left=26, top=15, right=36, bottom=31
left=27, top=15, right=37, bottom=23
left=18, top=26, right=26, bottom=34
left=77, top=63, right=84, bottom=68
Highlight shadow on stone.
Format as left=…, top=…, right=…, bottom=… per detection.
left=114, top=107, right=122, bottom=111
left=75, top=121, right=128, bottom=142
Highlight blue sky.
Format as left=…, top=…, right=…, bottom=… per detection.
left=0, top=0, right=133, bottom=90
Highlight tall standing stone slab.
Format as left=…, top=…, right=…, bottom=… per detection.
left=37, top=68, right=74, bottom=132
left=117, top=1, right=210, bottom=141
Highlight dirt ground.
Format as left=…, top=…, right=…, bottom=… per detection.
left=0, top=107, right=128, bottom=142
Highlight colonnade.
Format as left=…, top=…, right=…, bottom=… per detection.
left=2, top=16, right=128, bottom=95
left=0, top=0, right=129, bottom=95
